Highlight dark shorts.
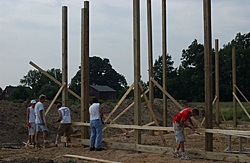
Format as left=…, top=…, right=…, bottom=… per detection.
left=57, top=123, right=72, bottom=137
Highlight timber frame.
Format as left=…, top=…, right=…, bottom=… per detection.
left=29, top=0, right=250, bottom=162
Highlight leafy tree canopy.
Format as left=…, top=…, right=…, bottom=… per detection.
left=69, top=56, right=128, bottom=99
left=10, top=85, right=32, bottom=101
left=20, top=68, right=61, bottom=99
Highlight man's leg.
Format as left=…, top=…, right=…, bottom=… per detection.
left=176, top=142, right=181, bottom=151
left=180, top=141, right=185, bottom=152
left=95, top=120, right=103, bottom=150
left=90, top=120, right=96, bottom=150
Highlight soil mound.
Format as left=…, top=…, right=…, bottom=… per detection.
left=0, top=99, right=203, bottom=145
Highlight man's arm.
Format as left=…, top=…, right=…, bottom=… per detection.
left=188, top=118, right=195, bottom=127
left=58, top=110, right=63, bottom=121
left=26, top=108, right=30, bottom=125
left=40, top=110, right=45, bottom=125
left=99, top=105, right=103, bottom=120
left=180, top=119, right=195, bottom=131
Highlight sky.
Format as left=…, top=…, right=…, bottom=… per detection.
left=0, top=0, right=249, bottom=90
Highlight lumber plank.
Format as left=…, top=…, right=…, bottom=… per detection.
left=233, top=92, right=250, bottom=119
left=63, top=154, right=122, bottom=163
left=45, top=82, right=65, bottom=116
left=104, top=83, right=134, bottom=122
left=72, top=122, right=250, bottom=136
left=138, top=82, right=166, bottom=145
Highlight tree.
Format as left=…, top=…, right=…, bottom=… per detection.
left=69, top=56, right=128, bottom=100
left=218, top=32, right=250, bottom=101
left=177, top=39, right=205, bottom=101
left=0, top=87, right=2, bottom=95
left=152, top=54, right=177, bottom=98
left=10, top=85, right=32, bottom=101
left=20, top=68, right=62, bottom=99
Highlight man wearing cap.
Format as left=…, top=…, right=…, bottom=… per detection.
left=26, top=99, right=36, bottom=145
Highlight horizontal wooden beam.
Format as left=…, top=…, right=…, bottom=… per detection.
left=72, top=122, right=250, bottom=136
left=220, top=121, right=250, bottom=125
left=64, top=137, right=250, bottom=162
left=64, top=154, right=122, bottom=163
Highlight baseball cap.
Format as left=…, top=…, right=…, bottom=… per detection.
left=31, top=100, right=36, bottom=104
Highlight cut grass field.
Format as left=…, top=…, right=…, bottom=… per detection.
left=190, top=102, right=250, bottom=122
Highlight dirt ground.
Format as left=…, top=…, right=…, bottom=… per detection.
left=0, top=99, right=249, bottom=163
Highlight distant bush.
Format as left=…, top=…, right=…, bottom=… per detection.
left=10, top=99, right=25, bottom=103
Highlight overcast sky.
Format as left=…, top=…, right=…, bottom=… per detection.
left=0, top=0, right=249, bottom=90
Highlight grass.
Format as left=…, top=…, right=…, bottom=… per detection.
left=190, top=102, right=250, bottom=122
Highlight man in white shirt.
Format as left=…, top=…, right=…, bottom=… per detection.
left=54, top=103, right=72, bottom=147
left=26, top=99, right=36, bottom=145
left=34, top=94, right=48, bottom=148
left=89, top=97, right=104, bottom=151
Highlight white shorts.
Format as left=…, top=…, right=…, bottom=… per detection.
left=173, top=122, right=185, bottom=142
left=28, top=122, right=36, bottom=135
left=36, top=123, right=48, bottom=131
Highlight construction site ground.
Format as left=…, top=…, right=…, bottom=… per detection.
left=0, top=99, right=249, bottom=163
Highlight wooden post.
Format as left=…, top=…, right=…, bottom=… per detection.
left=162, top=0, right=167, bottom=128
left=203, top=0, right=213, bottom=151
left=62, top=6, right=68, bottom=106
left=133, top=0, right=141, bottom=145
left=81, top=1, right=90, bottom=139
left=232, top=45, right=237, bottom=127
left=215, top=39, right=220, bottom=125
left=147, top=0, right=154, bottom=136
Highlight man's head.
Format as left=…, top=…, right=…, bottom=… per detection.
left=30, top=99, right=36, bottom=107
left=39, top=94, right=46, bottom=103
left=191, top=108, right=199, bottom=116
left=57, top=103, right=62, bottom=109
left=92, top=97, right=98, bottom=103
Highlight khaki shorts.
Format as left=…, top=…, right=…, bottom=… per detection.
left=57, top=123, right=72, bottom=137
left=173, top=122, right=185, bottom=142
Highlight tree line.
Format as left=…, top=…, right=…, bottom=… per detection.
left=7, top=32, right=250, bottom=102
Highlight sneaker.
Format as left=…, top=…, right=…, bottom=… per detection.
left=173, top=151, right=181, bottom=158
left=54, top=144, right=58, bottom=147
left=64, top=143, right=69, bottom=147
left=95, top=147, right=105, bottom=151
left=90, top=147, right=95, bottom=151
left=181, top=155, right=191, bottom=160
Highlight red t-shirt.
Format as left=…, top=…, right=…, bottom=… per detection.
left=172, top=107, right=192, bottom=123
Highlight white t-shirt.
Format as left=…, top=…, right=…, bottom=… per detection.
left=34, top=102, right=46, bottom=124
left=89, top=103, right=101, bottom=120
left=28, top=106, right=35, bottom=123
left=59, top=107, right=71, bottom=124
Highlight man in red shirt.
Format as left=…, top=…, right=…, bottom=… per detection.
left=172, top=107, right=199, bottom=160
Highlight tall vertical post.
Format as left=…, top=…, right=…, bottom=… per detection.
left=215, top=39, right=220, bottom=125
left=232, top=45, right=237, bottom=127
left=203, top=0, right=213, bottom=151
left=81, top=1, right=90, bottom=139
left=147, top=0, right=154, bottom=135
left=133, top=0, right=141, bottom=145
left=162, top=0, right=167, bottom=127
left=62, top=6, right=68, bottom=106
